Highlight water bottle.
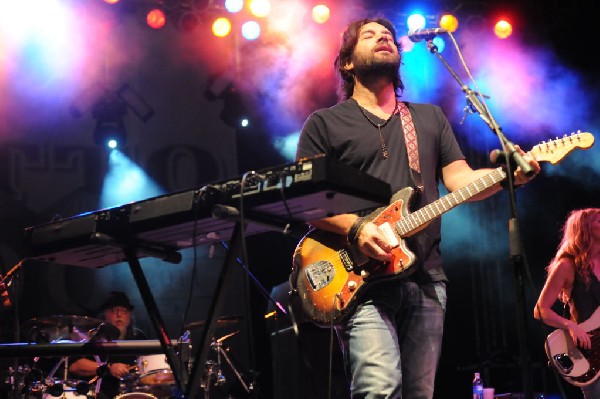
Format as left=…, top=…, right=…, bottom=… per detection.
left=472, top=372, right=483, bottom=399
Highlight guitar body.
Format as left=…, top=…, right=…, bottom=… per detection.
left=545, top=307, right=600, bottom=387
left=292, top=187, right=417, bottom=326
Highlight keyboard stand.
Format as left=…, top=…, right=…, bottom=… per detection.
left=185, top=221, right=247, bottom=399
left=122, top=245, right=188, bottom=396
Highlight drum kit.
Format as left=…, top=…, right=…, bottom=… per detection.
left=2, top=314, right=247, bottom=399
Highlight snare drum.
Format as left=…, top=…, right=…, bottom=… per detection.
left=136, top=355, right=174, bottom=386
left=115, top=392, right=157, bottom=399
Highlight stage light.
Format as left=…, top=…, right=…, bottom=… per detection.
left=407, top=13, right=426, bottom=32
left=176, top=10, right=200, bottom=32
left=241, top=20, right=261, bottom=40
left=103, top=0, right=121, bottom=4
left=494, top=19, right=513, bottom=39
left=146, top=8, right=166, bottom=29
left=225, top=0, right=244, bottom=13
left=439, top=14, right=458, bottom=32
left=215, top=84, right=251, bottom=129
left=212, top=17, right=232, bottom=37
left=312, top=5, right=330, bottom=24
left=248, top=0, right=270, bottom=18
left=92, top=95, right=128, bottom=149
left=432, top=36, right=445, bottom=52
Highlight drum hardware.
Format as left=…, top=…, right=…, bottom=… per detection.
left=11, top=363, right=45, bottom=398
left=202, top=331, right=255, bottom=399
left=35, top=345, right=92, bottom=398
left=43, top=381, right=93, bottom=399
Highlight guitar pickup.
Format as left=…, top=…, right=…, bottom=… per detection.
left=378, top=222, right=399, bottom=247
left=305, top=260, right=335, bottom=291
left=553, top=353, right=574, bottom=373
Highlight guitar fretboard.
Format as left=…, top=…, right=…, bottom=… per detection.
left=396, top=167, right=507, bottom=236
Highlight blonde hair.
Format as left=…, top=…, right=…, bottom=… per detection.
left=548, top=208, right=600, bottom=287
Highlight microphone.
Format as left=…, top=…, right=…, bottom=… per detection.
left=489, top=149, right=508, bottom=164
left=89, top=322, right=121, bottom=342
left=408, top=27, right=448, bottom=42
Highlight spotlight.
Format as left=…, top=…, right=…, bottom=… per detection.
left=212, top=17, right=232, bottom=37
left=175, top=9, right=200, bottom=32
left=225, top=0, right=244, bottom=13
left=170, top=1, right=200, bottom=32
left=92, top=95, right=127, bottom=149
left=312, top=5, right=330, bottom=24
left=494, top=19, right=513, bottom=39
left=439, top=14, right=458, bottom=32
left=248, top=0, right=271, bottom=18
left=241, top=20, right=261, bottom=40
left=146, top=8, right=167, bottom=29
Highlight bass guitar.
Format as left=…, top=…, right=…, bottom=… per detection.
left=292, top=132, right=595, bottom=326
left=545, top=306, right=600, bottom=387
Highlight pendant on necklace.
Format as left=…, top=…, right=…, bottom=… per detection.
left=381, top=144, right=389, bottom=159
left=377, top=128, right=389, bottom=159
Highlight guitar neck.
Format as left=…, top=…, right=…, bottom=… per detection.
left=392, top=131, right=594, bottom=237
left=396, top=167, right=506, bottom=236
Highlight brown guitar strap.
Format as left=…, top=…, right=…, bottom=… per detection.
left=398, top=101, right=423, bottom=192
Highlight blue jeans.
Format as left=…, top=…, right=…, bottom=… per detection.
left=336, top=280, right=447, bottom=399
left=581, top=379, right=600, bottom=399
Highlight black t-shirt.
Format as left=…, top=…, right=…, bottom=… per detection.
left=571, top=269, right=600, bottom=323
left=70, top=327, right=147, bottom=399
left=296, top=99, right=465, bottom=282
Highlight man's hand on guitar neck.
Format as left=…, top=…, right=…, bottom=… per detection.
left=509, top=145, right=541, bottom=187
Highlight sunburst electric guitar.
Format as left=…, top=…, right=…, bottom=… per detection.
left=545, top=307, right=600, bottom=387
left=292, top=132, right=595, bottom=326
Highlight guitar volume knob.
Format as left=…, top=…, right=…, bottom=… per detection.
left=348, top=281, right=357, bottom=291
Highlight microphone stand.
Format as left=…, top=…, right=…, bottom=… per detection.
left=424, top=39, right=534, bottom=399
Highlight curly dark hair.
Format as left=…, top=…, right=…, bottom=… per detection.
left=334, top=17, right=405, bottom=101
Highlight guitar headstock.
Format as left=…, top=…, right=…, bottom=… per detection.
left=531, top=131, right=594, bottom=164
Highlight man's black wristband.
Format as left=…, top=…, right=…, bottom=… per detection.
left=348, top=217, right=367, bottom=246
left=96, top=364, right=109, bottom=377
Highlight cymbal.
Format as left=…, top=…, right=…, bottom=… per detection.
left=22, top=315, right=104, bottom=342
left=22, top=315, right=103, bottom=331
left=183, top=315, right=242, bottom=331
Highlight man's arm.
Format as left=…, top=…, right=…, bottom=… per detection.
left=441, top=151, right=540, bottom=201
left=69, top=357, right=98, bottom=377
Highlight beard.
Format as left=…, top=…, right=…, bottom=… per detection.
left=352, top=52, right=400, bottom=86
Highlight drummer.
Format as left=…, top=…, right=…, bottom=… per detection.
left=68, top=291, right=147, bottom=399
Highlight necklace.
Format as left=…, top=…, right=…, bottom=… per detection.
left=353, top=98, right=399, bottom=159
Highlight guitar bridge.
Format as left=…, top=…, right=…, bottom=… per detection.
left=305, top=260, right=335, bottom=291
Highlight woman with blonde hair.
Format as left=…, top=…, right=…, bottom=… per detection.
left=534, top=208, right=600, bottom=398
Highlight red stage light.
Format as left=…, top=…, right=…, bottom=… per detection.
left=146, top=9, right=166, bottom=30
